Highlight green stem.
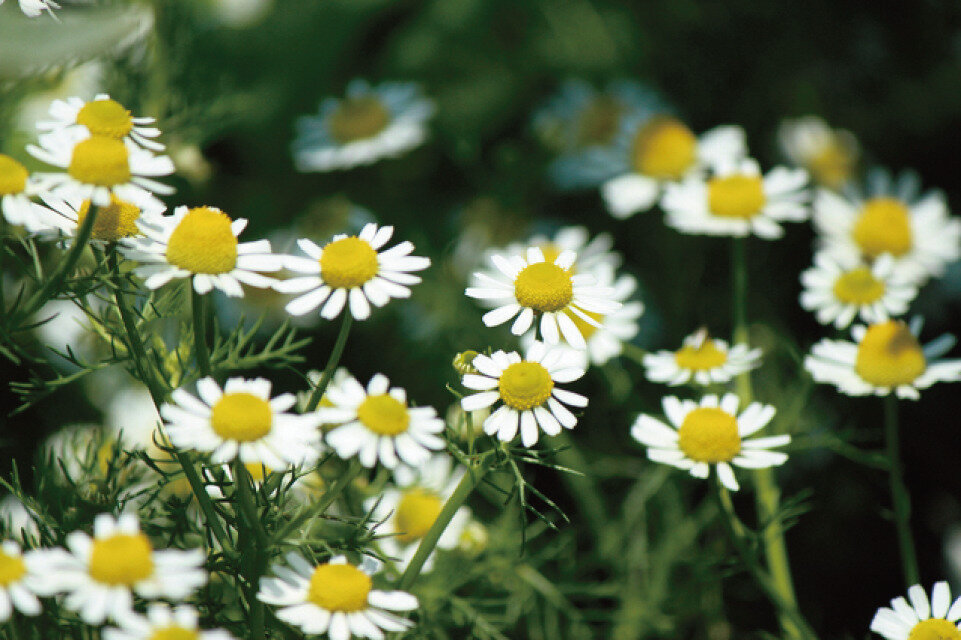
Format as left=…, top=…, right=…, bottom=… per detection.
left=884, top=395, right=920, bottom=587
left=191, top=284, right=211, bottom=376
left=272, top=459, right=363, bottom=543
left=233, top=459, right=267, bottom=639
left=304, top=313, right=353, bottom=412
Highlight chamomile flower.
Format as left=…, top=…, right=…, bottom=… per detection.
left=800, top=250, right=918, bottom=329
left=257, top=553, right=418, bottom=640
left=35, top=193, right=161, bottom=245
left=276, top=223, right=430, bottom=320
left=366, top=455, right=470, bottom=572
left=293, top=80, right=435, bottom=172
left=778, top=116, right=859, bottom=190
left=643, top=328, right=762, bottom=386
left=29, top=513, right=206, bottom=625
left=38, top=94, right=164, bottom=151
left=630, top=394, right=789, bottom=491
left=870, top=582, right=961, bottom=640
left=600, top=117, right=747, bottom=219
left=123, top=205, right=283, bottom=297
left=104, top=604, right=236, bottom=640
left=0, top=153, right=46, bottom=231
left=27, top=129, right=174, bottom=211
left=813, top=171, right=961, bottom=283
left=503, top=225, right=622, bottom=275
left=465, top=246, right=620, bottom=350
left=0, top=541, right=42, bottom=621
left=0, top=0, right=60, bottom=18
left=804, top=320, right=961, bottom=400
left=160, top=377, right=323, bottom=469
left=662, top=157, right=809, bottom=238
left=460, top=341, right=587, bottom=446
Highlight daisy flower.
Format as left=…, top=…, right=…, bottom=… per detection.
left=778, top=115, right=858, bottom=190
left=293, top=80, right=435, bottom=172
left=123, top=205, right=283, bottom=297
left=501, top=225, right=622, bottom=275
left=599, top=116, right=747, bottom=219
left=804, top=320, right=961, bottom=400
left=37, top=94, right=164, bottom=151
left=870, top=582, right=961, bottom=640
left=813, top=171, right=961, bottom=283
left=318, top=373, right=445, bottom=469
left=460, top=341, right=587, bottom=446
left=0, top=0, right=59, bottom=18
left=662, top=157, right=809, bottom=239
left=0, top=153, right=46, bottom=231
left=0, top=541, right=42, bottom=621
left=800, top=250, right=918, bottom=329
left=27, top=129, right=174, bottom=211
left=160, top=377, right=323, bottom=469
left=630, top=393, right=789, bottom=491
left=276, top=222, right=430, bottom=320
left=35, top=193, right=162, bottom=245
left=29, top=513, right=206, bottom=625
left=104, top=604, right=236, bottom=640
left=365, top=455, right=470, bottom=572
left=643, top=328, right=762, bottom=386
left=257, top=553, right=418, bottom=640
left=466, top=246, right=620, bottom=350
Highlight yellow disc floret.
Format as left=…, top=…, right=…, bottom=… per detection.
left=0, top=154, right=29, bottom=196
left=853, top=197, right=913, bottom=258
left=808, top=142, right=855, bottom=189
left=307, top=562, right=372, bottom=612
left=150, top=627, right=200, bottom=640
left=631, top=117, right=698, bottom=180
left=575, top=96, right=624, bottom=148
left=907, top=619, right=961, bottom=640
left=393, top=488, right=444, bottom=544
left=75, top=196, right=142, bottom=242
left=677, top=407, right=742, bottom=463
left=319, top=236, right=379, bottom=289
left=854, top=320, right=926, bottom=388
left=210, top=392, right=273, bottom=442
left=68, top=136, right=131, bottom=187
left=514, top=262, right=574, bottom=312
left=832, top=267, right=886, bottom=305
left=707, top=174, right=766, bottom=219
left=674, top=340, right=728, bottom=371
left=0, top=548, right=26, bottom=586
left=88, top=533, right=155, bottom=585
left=329, top=96, right=391, bottom=143
left=166, top=207, right=238, bottom=274
left=76, top=99, right=134, bottom=139
left=357, top=394, right=410, bottom=436
left=498, top=362, right=553, bottom=411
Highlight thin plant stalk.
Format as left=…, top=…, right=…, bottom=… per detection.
left=272, top=459, right=363, bottom=543
left=191, top=284, right=212, bottom=376
left=233, top=459, right=268, bottom=639
left=883, top=394, right=920, bottom=587
left=304, top=312, right=353, bottom=412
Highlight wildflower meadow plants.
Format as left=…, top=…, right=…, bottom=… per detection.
left=2, top=3, right=961, bottom=640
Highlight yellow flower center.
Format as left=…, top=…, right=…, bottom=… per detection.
left=498, top=361, right=554, bottom=411
left=88, top=533, right=155, bottom=585
left=68, top=136, right=132, bottom=187
left=564, top=308, right=602, bottom=341
left=319, top=236, right=379, bottom=289
left=165, top=207, right=238, bottom=274
left=631, top=117, right=698, bottom=180
left=854, top=321, right=926, bottom=387
left=674, top=340, right=728, bottom=371
left=307, top=563, right=372, bottom=612
left=149, top=627, right=200, bottom=640
left=210, top=392, right=273, bottom=442
left=537, top=242, right=563, bottom=267
left=677, top=407, right=742, bottom=463
left=76, top=99, right=134, bottom=139
left=907, top=619, right=961, bottom=640
left=832, top=266, right=886, bottom=304
left=575, top=96, right=624, bottom=148
left=707, top=174, right=767, bottom=219
left=329, top=96, right=391, bottom=143
left=0, top=154, right=29, bottom=196
left=357, top=394, right=410, bottom=436
left=852, top=197, right=913, bottom=258
left=393, top=488, right=444, bottom=544
left=808, top=142, right=854, bottom=189
left=514, top=262, right=574, bottom=312
left=0, top=549, right=27, bottom=586
left=76, top=196, right=142, bottom=242
left=244, top=462, right=271, bottom=482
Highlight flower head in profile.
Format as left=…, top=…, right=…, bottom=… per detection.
left=0, top=540, right=42, bottom=622
left=871, top=582, right=961, bottom=640
left=123, top=205, right=283, bottom=296
left=460, top=341, right=587, bottom=446
left=1, top=0, right=60, bottom=18
left=319, top=373, right=445, bottom=469
left=161, top=377, right=323, bottom=469
left=293, top=80, right=434, bottom=172
left=35, top=193, right=162, bottom=245
left=276, top=222, right=430, bottom=320
left=0, top=153, right=46, bottom=231
left=804, top=320, right=961, bottom=400
left=643, top=328, right=762, bottom=386
left=257, top=553, right=418, bottom=640
left=630, top=394, right=789, bottom=491
left=103, top=604, right=236, bottom=640
left=662, top=157, right=809, bottom=238
left=38, top=94, right=164, bottom=151
left=29, top=513, right=206, bottom=625
left=778, top=116, right=858, bottom=190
